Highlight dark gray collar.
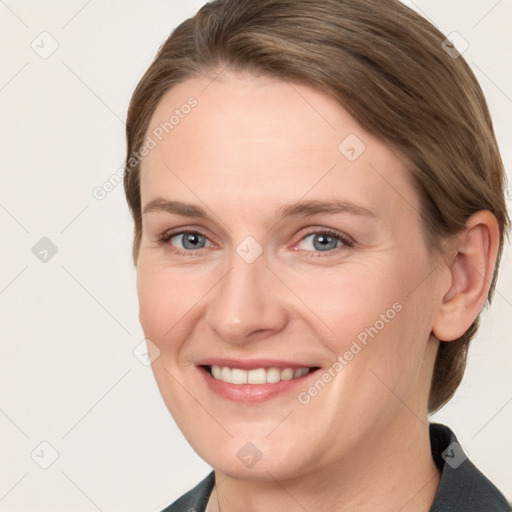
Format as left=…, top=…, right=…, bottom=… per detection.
left=429, top=423, right=510, bottom=511
left=162, top=423, right=510, bottom=511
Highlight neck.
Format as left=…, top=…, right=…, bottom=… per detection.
left=206, top=415, right=440, bottom=512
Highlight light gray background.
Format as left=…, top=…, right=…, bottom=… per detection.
left=1, top=1, right=511, bottom=510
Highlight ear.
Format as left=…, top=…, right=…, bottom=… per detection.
left=432, top=210, right=500, bottom=342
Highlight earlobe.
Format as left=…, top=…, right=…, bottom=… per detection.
left=432, top=211, right=499, bottom=342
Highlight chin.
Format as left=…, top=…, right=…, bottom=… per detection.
left=191, top=433, right=311, bottom=483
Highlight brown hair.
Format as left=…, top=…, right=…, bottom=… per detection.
left=123, top=0, right=509, bottom=412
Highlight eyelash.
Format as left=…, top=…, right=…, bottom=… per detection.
left=157, top=228, right=354, bottom=257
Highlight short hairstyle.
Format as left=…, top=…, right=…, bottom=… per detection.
left=123, top=0, right=509, bottom=412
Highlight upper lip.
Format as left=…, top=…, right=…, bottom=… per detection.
left=196, top=358, right=320, bottom=371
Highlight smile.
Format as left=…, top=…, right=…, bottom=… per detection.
left=208, top=365, right=311, bottom=384
left=197, top=359, right=321, bottom=402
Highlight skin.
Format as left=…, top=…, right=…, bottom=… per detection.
left=135, top=72, right=499, bottom=511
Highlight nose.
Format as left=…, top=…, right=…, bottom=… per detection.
left=205, top=252, right=289, bottom=344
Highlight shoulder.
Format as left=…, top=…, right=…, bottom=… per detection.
left=429, top=423, right=511, bottom=511
left=159, top=471, right=215, bottom=512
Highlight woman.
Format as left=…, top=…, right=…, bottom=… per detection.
left=123, top=0, right=510, bottom=510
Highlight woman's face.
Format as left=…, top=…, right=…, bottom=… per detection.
left=136, top=72, right=445, bottom=480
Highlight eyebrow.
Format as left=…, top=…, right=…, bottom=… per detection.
left=142, top=198, right=377, bottom=220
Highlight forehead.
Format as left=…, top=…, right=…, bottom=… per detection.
left=139, top=73, right=419, bottom=223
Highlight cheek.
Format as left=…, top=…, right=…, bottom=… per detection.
left=289, top=257, right=432, bottom=389
left=136, top=263, right=202, bottom=419
left=286, top=259, right=404, bottom=341
left=136, top=261, right=197, bottom=347
left=341, top=265, right=435, bottom=401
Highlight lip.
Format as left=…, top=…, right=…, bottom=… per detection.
left=196, top=359, right=321, bottom=403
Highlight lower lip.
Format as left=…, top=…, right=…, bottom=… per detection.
left=199, top=367, right=319, bottom=403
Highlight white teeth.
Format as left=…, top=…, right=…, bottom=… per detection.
left=266, top=367, right=281, bottom=383
left=211, top=365, right=222, bottom=380
left=248, top=368, right=266, bottom=384
left=209, top=365, right=311, bottom=384
left=280, top=368, right=294, bottom=381
left=231, top=368, right=247, bottom=384
left=221, top=366, right=230, bottom=382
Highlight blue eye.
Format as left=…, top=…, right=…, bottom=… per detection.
left=297, top=230, right=351, bottom=253
left=162, top=231, right=212, bottom=251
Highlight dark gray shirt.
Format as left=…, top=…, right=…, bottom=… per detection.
left=161, top=423, right=510, bottom=511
